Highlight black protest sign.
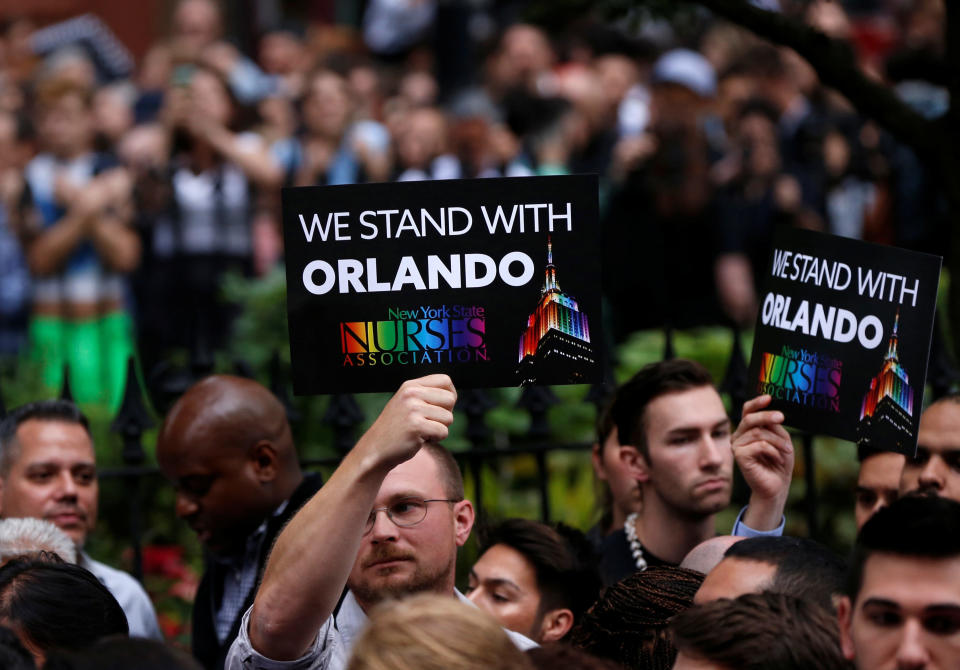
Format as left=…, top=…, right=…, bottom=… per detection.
left=747, top=226, right=941, bottom=456
left=282, top=175, right=602, bottom=394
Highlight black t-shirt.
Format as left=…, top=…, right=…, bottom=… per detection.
left=598, top=528, right=677, bottom=587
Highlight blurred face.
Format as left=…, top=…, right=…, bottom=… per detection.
left=467, top=543, right=542, bottom=639
left=397, top=109, right=445, bottom=169
left=189, top=69, right=232, bottom=126
left=258, top=32, right=302, bottom=75
left=39, top=93, right=93, bottom=158
left=856, top=452, right=905, bottom=530
left=901, top=403, right=960, bottom=502
left=303, top=72, right=351, bottom=139
left=347, top=449, right=472, bottom=610
left=739, top=112, right=780, bottom=178
left=157, top=424, right=271, bottom=556
left=591, top=426, right=641, bottom=527
left=693, top=557, right=776, bottom=604
left=174, top=0, right=221, bottom=54
left=638, top=386, right=734, bottom=518
left=93, top=88, right=134, bottom=143
left=0, top=420, right=98, bottom=546
left=839, top=554, right=960, bottom=670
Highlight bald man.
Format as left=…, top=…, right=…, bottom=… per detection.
left=157, top=375, right=322, bottom=670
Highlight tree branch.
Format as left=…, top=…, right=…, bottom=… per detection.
left=695, top=0, right=936, bottom=159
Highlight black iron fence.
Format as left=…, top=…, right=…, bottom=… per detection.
left=3, top=320, right=958, bottom=582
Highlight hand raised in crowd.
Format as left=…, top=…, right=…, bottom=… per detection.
left=353, top=374, right=457, bottom=472
left=733, top=394, right=795, bottom=530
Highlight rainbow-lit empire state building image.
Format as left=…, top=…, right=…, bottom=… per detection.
left=856, top=311, right=915, bottom=454
left=517, top=236, right=596, bottom=386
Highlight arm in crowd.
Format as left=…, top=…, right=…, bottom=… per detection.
left=10, top=168, right=138, bottom=276
left=733, top=395, right=795, bottom=532
left=247, top=375, right=457, bottom=661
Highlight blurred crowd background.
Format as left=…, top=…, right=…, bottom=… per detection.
left=0, top=0, right=950, bottom=410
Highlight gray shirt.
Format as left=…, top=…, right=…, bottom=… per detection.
left=224, top=589, right=537, bottom=670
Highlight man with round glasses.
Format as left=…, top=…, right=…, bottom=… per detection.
left=225, top=375, right=536, bottom=670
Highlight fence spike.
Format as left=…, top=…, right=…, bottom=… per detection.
left=456, top=388, right=495, bottom=447
left=720, top=325, right=749, bottom=421
left=268, top=351, right=300, bottom=425
left=110, top=357, right=154, bottom=466
left=662, top=322, right=675, bottom=361
left=517, top=385, right=559, bottom=440
left=60, top=364, right=73, bottom=402
left=928, top=311, right=960, bottom=400
left=323, top=393, right=365, bottom=454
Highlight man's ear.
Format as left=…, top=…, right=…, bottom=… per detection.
left=619, top=444, right=650, bottom=483
left=249, top=441, right=279, bottom=483
left=538, top=608, right=574, bottom=642
left=453, top=499, right=475, bottom=547
left=836, top=596, right=857, bottom=661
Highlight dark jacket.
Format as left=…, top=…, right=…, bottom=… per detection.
left=192, top=472, right=324, bottom=669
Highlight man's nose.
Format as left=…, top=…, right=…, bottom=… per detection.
left=918, top=455, right=946, bottom=491
left=175, top=492, right=199, bottom=519
left=56, top=471, right=78, bottom=500
left=896, top=618, right=931, bottom=670
left=368, top=509, right=398, bottom=542
left=698, top=434, right=725, bottom=469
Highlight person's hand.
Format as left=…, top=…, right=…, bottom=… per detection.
left=354, top=375, right=457, bottom=472
left=201, top=41, right=240, bottom=78
left=732, top=394, right=795, bottom=530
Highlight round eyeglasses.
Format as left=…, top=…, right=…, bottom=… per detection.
left=363, top=497, right=460, bottom=534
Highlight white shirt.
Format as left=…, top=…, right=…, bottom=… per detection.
left=224, top=589, right=537, bottom=670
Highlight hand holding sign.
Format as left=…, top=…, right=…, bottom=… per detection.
left=733, top=394, right=795, bottom=531
left=353, top=374, right=457, bottom=472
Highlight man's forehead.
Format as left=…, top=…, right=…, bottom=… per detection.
left=857, top=452, right=904, bottom=486
left=14, top=420, right=94, bottom=461
left=377, top=450, right=445, bottom=501
left=918, top=402, right=960, bottom=450
left=645, top=386, right=728, bottom=432
left=859, top=553, right=960, bottom=605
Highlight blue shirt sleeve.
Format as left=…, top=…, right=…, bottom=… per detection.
left=731, top=506, right=785, bottom=537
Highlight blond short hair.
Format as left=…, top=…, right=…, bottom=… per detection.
left=346, top=594, right=532, bottom=670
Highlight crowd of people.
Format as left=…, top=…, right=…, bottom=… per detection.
left=0, top=0, right=957, bottom=669
left=1, top=361, right=960, bottom=669
left=0, top=0, right=949, bottom=405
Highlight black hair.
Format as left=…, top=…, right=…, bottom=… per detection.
left=671, top=592, right=849, bottom=670
left=0, top=401, right=92, bottom=475
left=0, top=559, right=128, bottom=655
left=0, top=625, right=35, bottom=670
left=723, top=536, right=846, bottom=611
left=609, top=359, right=714, bottom=457
left=45, top=637, right=202, bottom=670
left=479, top=519, right=600, bottom=633
left=847, top=495, right=960, bottom=602
left=569, top=566, right=704, bottom=670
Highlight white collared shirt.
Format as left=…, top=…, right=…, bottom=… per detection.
left=224, top=589, right=537, bottom=670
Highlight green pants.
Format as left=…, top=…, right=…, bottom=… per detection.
left=28, top=312, right=135, bottom=410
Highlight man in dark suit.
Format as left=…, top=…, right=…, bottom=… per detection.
left=157, top=375, right=321, bottom=669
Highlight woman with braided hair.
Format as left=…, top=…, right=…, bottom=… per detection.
left=568, top=566, right=704, bottom=670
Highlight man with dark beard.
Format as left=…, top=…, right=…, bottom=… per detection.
left=224, top=375, right=535, bottom=670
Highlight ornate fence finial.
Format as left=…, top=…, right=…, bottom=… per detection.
left=269, top=351, right=300, bottom=425
left=110, top=357, right=154, bottom=467
left=720, top=325, right=749, bottom=421
left=518, top=385, right=559, bottom=441
left=323, top=394, right=365, bottom=454
left=60, top=364, right=73, bottom=402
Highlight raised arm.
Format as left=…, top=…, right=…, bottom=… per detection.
left=732, top=394, right=795, bottom=531
left=247, top=375, right=457, bottom=661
